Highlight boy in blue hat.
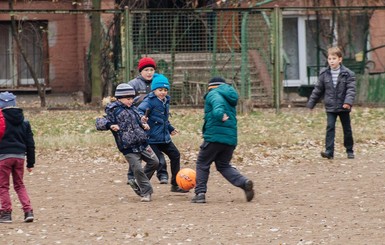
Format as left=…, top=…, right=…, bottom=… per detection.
left=138, top=74, right=188, bottom=193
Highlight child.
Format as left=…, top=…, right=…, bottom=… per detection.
left=307, top=46, right=356, bottom=159
left=0, top=92, right=35, bottom=223
left=138, top=74, right=188, bottom=193
left=191, top=77, right=255, bottom=203
left=127, top=57, right=169, bottom=184
left=96, top=84, right=159, bottom=202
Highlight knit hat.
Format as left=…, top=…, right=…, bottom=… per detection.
left=138, top=57, right=156, bottom=72
left=115, top=84, right=136, bottom=98
left=151, top=74, right=170, bottom=91
left=0, top=91, right=16, bottom=108
left=208, top=77, right=226, bottom=87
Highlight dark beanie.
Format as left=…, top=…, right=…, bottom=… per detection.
left=115, top=84, right=136, bottom=98
left=208, top=77, right=226, bottom=87
left=138, top=57, right=156, bottom=72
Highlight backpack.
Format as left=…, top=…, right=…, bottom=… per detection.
left=0, top=109, right=5, bottom=141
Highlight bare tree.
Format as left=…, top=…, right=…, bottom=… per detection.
left=8, top=0, right=46, bottom=107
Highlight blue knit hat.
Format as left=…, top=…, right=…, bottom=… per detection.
left=115, top=84, right=136, bottom=98
left=151, top=73, right=170, bottom=91
left=0, top=91, right=16, bottom=108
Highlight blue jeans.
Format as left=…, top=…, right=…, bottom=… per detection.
left=195, top=141, right=248, bottom=194
left=124, top=146, right=159, bottom=196
left=325, top=111, right=354, bottom=156
left=150, top=142, right=180, bottom=186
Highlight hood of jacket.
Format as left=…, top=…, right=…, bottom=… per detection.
left=2, top=107, right=24, bottom=126
left=204, top=84, right=238, bottom=106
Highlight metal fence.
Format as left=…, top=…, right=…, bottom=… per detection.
left=124, top=9, right=275, bottom=106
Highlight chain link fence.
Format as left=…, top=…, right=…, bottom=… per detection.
left=124, top=9, right=274, bottom=106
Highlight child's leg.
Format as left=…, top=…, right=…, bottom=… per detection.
left=141, top=146, right=159, bottom=181
left=124, top=153, right=153, bottom=196
left=213, top=144, right=248, bottom=187
left=339, top=112, right=354, bottom=153
left=11, top=158, right=33, bottom=213
left=149, top=145, right=168, bottom=182
left=325, top=112, right=338, bottom=156
left=0, top=158, right=14, bottom=212
left=159, top=142, right=181, bottom=187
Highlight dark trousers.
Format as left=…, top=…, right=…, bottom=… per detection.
left=325, top=111, right=354, bottom=156
left=150, top=142, right=181, bottom=186
left=195, top=141, right=247, bottom=194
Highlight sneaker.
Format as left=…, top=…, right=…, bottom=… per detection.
left=171, top=185, right=189, bottom=193
left=191, top=193, right=206, bottom=203
left=347, top=152, right=355, bottom=159
left=140, top=194, right=151, bottom=202
left=243, top=180, right=255, bottom=202
left=24, top=210, right=34, bottom=223
left=0, top=211, right=12, bottom=223
left=127, top=179, right=141, bottom=196
left=159, top=178, right=168, bottom=184
left=321, top=152, right=333, bottom=159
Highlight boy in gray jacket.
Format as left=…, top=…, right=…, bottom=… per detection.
left=307, top=46, right=356, bottom=159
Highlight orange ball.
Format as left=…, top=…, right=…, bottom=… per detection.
left=176, top=168, right=196, bottom=191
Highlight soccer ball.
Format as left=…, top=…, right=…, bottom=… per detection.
left=176, top=168, right=196, bottom=191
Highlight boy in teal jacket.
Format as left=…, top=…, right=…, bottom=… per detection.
left=192, top=77, right=255, bottom=203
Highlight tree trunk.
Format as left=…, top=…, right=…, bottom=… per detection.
left=90, top=0, right=102, bottom=106
left=8, top=0, right=46, bottom=107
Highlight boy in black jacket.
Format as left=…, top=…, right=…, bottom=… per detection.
left=0, top=92, right=35, bottom=223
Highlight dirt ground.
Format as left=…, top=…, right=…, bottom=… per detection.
left=1, top=143, right=384, bottom=245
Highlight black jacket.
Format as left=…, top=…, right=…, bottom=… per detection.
left=307, top=65, right=356, bottom=113
left=0, top=108, right=35, bottom=168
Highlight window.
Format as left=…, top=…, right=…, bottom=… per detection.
left=0, top=21, right=48, bottom=88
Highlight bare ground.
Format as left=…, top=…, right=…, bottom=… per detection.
left=1, top=144, right=384, bottom=245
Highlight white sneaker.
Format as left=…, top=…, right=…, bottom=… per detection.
left=140, top=194, right=151, bottom=202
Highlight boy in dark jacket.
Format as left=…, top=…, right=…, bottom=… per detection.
left=191, top=77, right=254, bottom=204
left=96, top=84, right=159, bottom=202
left=307, top=46, right=356, bottom=159
left=0, top=92, right=35, bottom=223
left=138, top=74, right=188, bottom=193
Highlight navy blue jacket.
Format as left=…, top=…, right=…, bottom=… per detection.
left=96, top=101, right=148, bottom=154
left=307, top=65, right=356, bottom=112
left=0, top=108, right=35, bottom=168
left=137, top=92, right=175, bottom=144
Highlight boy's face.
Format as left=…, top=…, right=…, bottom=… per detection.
left=154, top=88, right=168, bottom=100
left=328, top=54, right=342, bottom=70
left=140, top=67, right=155, bottom=81
left=119, top=97, right=134, bottom=107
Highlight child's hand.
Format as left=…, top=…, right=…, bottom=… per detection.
left=222, top=113, right=229, bottom=122
left=343, top=104, right=351, bottom=110
left=171, top=129, right=179, bottom=136
left=142, top=123, right=150, bottom=130
left=110, top=124, right=120, bottom=131
left=141, top=116, right=148, bottom=123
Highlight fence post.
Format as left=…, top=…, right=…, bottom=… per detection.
left=124, top=7, right=134, bottom=81
left=240, top=11, right=249, bottom=100
left=272, top=6, right=282, bottom=113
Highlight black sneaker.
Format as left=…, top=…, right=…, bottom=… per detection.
left=347, top=152, right=355, bottom=159
left=127, top=179, right=141, bottom=196
left=191, top=193, right=206, bottom=203
left=171, top=185, right=189, bottom=193
left=0, top=211, right=12, bottom=223
left=321, top=152, right=333, bottom=159
left=243, top=180, right=255, bottom=202
left=159, top=178, right=168, bottom=184
left=24, top=211, right=34, bottom=223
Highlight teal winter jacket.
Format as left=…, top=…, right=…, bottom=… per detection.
left=202, top=84, right=238, bottom=146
